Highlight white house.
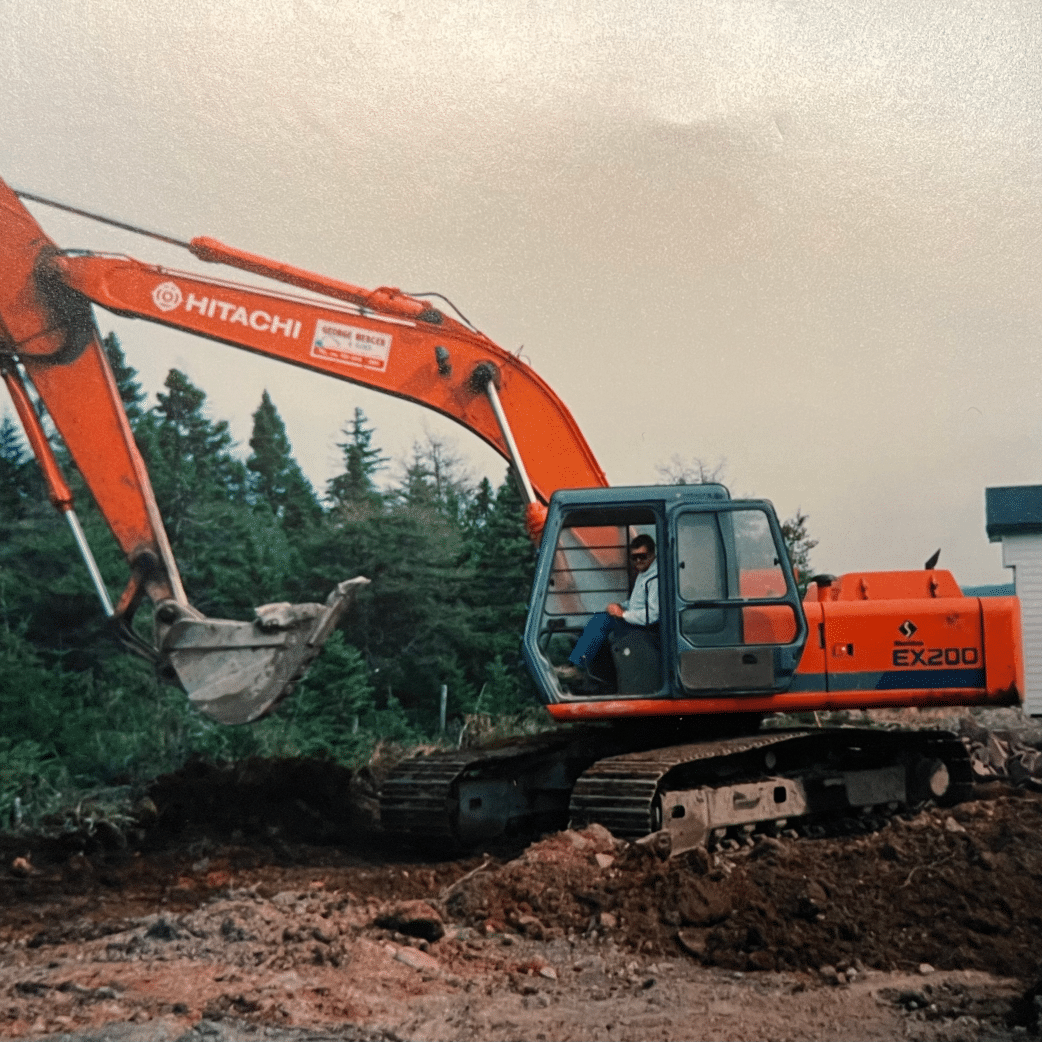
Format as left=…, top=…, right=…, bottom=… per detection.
left=986, top=485, right=1042, bottom=716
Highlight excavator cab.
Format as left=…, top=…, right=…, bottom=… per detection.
left=523, top=485, right=809, bottom=706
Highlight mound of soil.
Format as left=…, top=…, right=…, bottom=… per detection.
left=446, top=789, right=1042, bottom=978
left=146, top=756, right=379, bottom=845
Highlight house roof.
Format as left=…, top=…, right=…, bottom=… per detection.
left=986, top=485, right=1042, bottom=541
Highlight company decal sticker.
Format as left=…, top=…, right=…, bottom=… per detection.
left=891, top=619, right=979, bottom=668
left=309, top=321, right=392, bottom=372
left=151, top=281, right=302, bottom=339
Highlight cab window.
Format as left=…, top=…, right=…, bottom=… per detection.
left=677, top=509, right=797, bottom=647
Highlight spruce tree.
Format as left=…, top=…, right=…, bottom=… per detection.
left=136, top=369, right=247, bottom=538
left=781, top=509, right=819, bottom=595
left=460, top=472, right=538, bottom=713
left=246, top=390, right=321, bottom=531
left=326, top=408, right=387, bottom=510
left=463, top=476, right=495, bottom=532
left=394, top=433, right=472, bottom=521
left=396, top=445, right=438, bottom=513
left=0, top=414, right=32, bottom=520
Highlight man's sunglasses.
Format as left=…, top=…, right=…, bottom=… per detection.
left=630, top=552, right=650, bottom=562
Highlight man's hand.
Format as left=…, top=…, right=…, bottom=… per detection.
left=607, top=603, right=625, bottom=618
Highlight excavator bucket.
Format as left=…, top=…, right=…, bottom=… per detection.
left=156, top=577, right=370, bottom=725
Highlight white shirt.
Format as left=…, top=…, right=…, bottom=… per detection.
left=622, top=562, right=659, bottom=627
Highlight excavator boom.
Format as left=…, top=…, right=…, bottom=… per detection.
left=46, top=249, right=608, bottom=503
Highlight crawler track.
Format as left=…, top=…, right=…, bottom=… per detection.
left=379, top=751, right=474, bottom=843
left=569, top=732, right=816, bottom=838
left=379, top=726, right=975, bottom=853
left=380, top=729, right=600, bottom=846
left=569, top=728, right=975, bottom=852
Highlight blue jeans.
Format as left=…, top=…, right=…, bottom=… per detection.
left=568, top=612, right=639, bottom=669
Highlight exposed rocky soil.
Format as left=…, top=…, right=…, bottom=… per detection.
left=3, top=718, right=1042, bottom=1041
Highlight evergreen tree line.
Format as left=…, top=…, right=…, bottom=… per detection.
left=0, top=334, right=539, bottom=823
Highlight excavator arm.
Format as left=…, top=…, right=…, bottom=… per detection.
left=0, top=178, right=607, bottom=724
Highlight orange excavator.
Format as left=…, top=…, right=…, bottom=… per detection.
left=0, top=178, right=1024, bottom=853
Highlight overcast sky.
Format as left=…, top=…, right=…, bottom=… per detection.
left=3, top=1, right=1041, bottom=586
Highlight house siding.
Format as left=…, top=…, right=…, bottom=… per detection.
left=1003, top=535, right=1042, bottom=715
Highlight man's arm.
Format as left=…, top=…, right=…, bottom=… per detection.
left=621, top=570, right=658, bottom=627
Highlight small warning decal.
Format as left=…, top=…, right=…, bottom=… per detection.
left=310, top=321, right=391, bottom=372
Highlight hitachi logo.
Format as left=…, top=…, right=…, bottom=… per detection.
left=151, top=282, right=301, bottom=339
left=183, top=293, right=302, bottom=338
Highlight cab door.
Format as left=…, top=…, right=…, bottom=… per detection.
left=671, top=503, right=807, bottom=694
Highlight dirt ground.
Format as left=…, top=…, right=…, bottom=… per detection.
left=3, top=728, right=1042, bottom=1041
